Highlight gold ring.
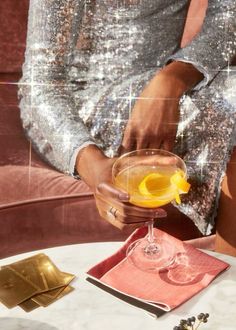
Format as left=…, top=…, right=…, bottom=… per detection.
left=107, top=207, right=118, bottom=220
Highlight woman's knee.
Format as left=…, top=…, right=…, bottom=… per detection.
left=215, top=146, right=236, bottom=256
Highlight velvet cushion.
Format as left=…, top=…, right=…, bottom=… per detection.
left=0, top=195, right=128, bottom=259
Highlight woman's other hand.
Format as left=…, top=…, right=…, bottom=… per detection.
left=76, top=145, right=166, bottom=230
left=120, top=61, right=204, bottom=154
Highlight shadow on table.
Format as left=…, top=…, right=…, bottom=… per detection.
left=0, top=318, right=59, bottom=330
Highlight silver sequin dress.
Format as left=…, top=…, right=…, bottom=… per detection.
left=18, top=0, right=236, bottom=234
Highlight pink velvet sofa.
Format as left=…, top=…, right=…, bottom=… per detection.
left=0, top=0, right=208, bottom=259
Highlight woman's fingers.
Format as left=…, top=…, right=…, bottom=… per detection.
left=96, top=182, right=129, bottom=202
left=96, top=198, right=145, bottom=224
left=95, top=193, right=167, bottom=224
left=162, top=138, right=175, bottom=152
left=119, top=125, right=137, bottom=154
left=97, top=207, right=146, bottom=232
left=119, top=142, right=136, bottom=155
left=96, top=199, right=148, bottom=229
left=147, top=139, right=163, bottom=150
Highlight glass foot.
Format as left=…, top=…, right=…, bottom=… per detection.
left=126, top=237, right=176, bottom=272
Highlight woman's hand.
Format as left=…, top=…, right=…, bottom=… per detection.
left=120, top=61, right=204, bottom=154
left=76, top=145, right=166, bottom=231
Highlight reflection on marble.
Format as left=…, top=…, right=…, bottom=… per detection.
left=0, top=244, right=236, bottom=330
left=0, top=318, right=58, bottom=330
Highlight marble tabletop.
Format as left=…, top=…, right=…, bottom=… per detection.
left=0, top=242, right=236, bottom=330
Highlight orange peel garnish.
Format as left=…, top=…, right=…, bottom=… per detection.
left=138, top=170, right=190, bottom=205
left=170, top=170, right=191, bottom=194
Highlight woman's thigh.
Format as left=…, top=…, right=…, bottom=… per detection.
left=215, top=146, right=236, bottom=256
left=173, top=66, right=236, bottom=235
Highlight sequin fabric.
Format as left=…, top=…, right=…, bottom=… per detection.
left=18, top=0, right=236, bottom=234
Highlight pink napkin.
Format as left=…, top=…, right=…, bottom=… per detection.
left=87, top=227, right=229, bottom=311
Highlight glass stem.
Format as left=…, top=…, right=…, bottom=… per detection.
left=147, top=219, right=155, bottom=244
left=144, top=219, right=160, bottom=256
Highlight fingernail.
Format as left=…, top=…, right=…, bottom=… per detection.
left=118, top=193, right=129, bottom=201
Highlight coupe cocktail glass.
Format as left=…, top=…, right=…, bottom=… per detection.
left=112, top=149, right=189, bottom=271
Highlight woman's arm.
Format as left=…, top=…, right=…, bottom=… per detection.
left=18, top=0, right=95, bottom=175
left=168, top=0, right=236, bottom=89
left=120, top=0, right=236, bottom=153
left=120, top=61, right=203, bottom=153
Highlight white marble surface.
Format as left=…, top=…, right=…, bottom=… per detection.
left=0, top=243, right=236, bottom=330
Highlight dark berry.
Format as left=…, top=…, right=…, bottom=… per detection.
left=180, top=319, right=187, bottom=326
left=197, top=313, right=205, bottom=320
left=173, top=326, right=180, bottom=330
left=190, top=316, right=196, bottom=322
left=186, top=318, right=192, bottom=326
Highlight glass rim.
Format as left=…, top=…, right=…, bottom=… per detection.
left=112, top=148, right=187, bottom=187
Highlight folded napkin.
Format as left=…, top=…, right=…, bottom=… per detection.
left=87, top=227, right=229, bottom=312
left=0, top=253, right=75, bottom=312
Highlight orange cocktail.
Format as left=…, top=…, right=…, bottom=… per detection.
left=115, top=164, right=190, bottom=208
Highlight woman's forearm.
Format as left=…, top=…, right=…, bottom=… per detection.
left=158, top=61, right=204, bottom=97
left=76, top=145, right=109, bottom=188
